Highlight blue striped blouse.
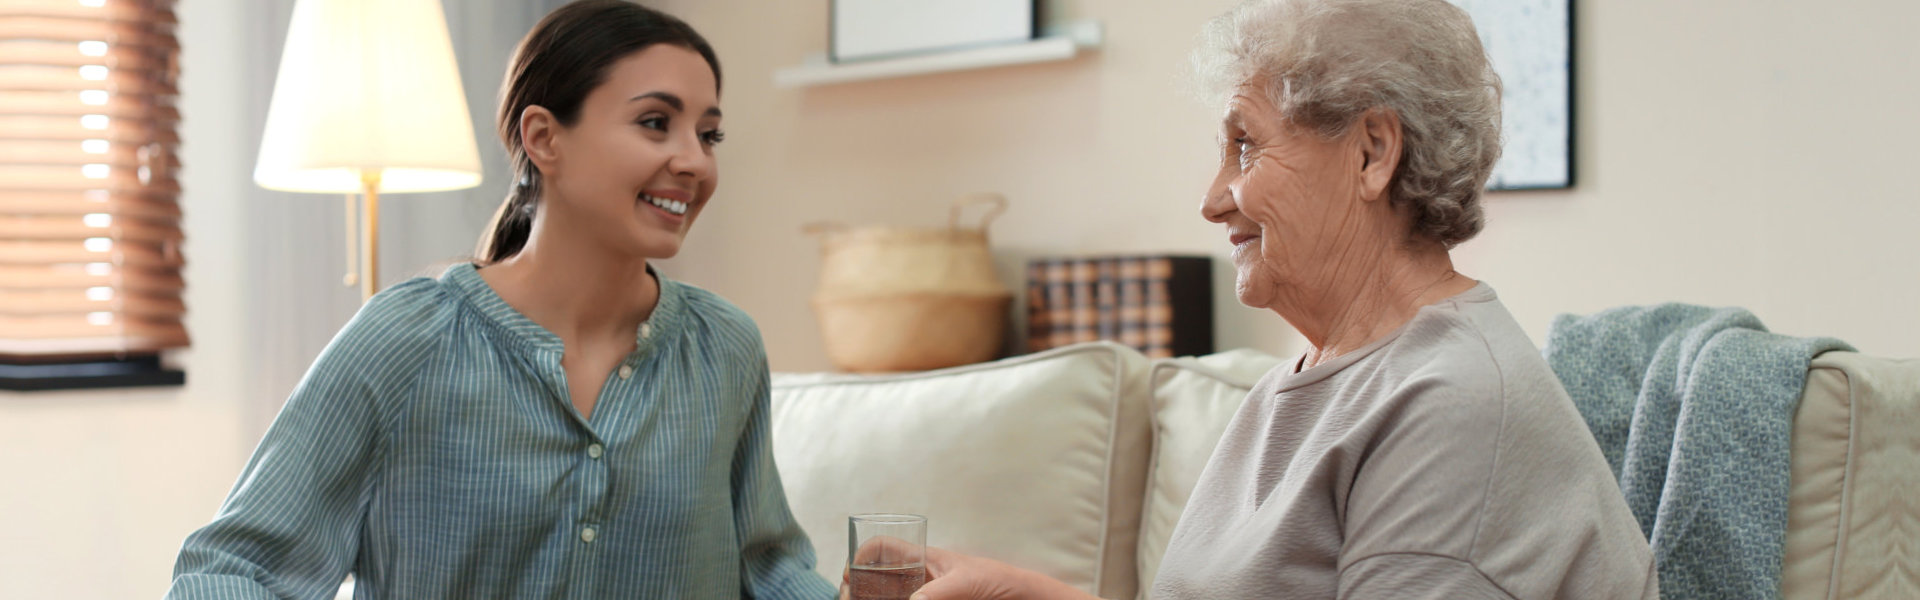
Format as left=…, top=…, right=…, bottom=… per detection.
left=168, top=263, right=836, bottom=599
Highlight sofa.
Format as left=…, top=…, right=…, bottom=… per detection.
left=769, top=341, right=1918, bottom=599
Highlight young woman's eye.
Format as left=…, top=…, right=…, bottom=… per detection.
left=700, top=129, right=726, bottom=146
left=637, top=115, right=667, bottom=131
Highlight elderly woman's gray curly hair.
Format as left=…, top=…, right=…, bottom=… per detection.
left=1192, top=0, right=1503, bottom=248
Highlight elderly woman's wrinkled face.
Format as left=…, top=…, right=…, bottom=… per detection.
left=1201, top=83, right=1370, bottom=310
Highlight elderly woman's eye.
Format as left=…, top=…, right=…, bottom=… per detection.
left=1222, top=136, right=1248, bottom=157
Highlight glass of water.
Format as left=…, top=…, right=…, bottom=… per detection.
left=847, top=513, right=927, bottom=600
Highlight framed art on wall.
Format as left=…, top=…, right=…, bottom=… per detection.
left=1450, top=0, right=1576, bottom=190
left=831, top=0, right=1037, bottom=63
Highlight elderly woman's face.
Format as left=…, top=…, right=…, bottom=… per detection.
left=1201, top=84, right=1371, bottom=310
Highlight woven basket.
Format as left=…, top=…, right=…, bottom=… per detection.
left=806, top=194, right=1012, bottom=372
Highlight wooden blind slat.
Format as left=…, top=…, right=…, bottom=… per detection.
left=0, top=168, right=179, bottom=192
left=0, top=217, right=181, bottom=242
left=0, top=333, right=189, bottom=358
left=0, top=319, right=188, bottom=352
left=2, top=318, right=184, bottom=339
left=0, top=288, right=182, bottom=316
left=0, top=67, right=176, bottom=96
left=0, top=114, right=180, bottom=140
left=0, top=44, right=168, bottom=71
left=0, top=18, right=177, bottom=49
left=0, top=264, right=184, bottom=293
left=0, top=140, right=163, bottom=166
left=0, top=92, right=176, bottom=118
left=0, top=0, right=175, bottom=19
left=0, top=190, right=177, bottom=217
left=0, top=241, right=184, bottom=268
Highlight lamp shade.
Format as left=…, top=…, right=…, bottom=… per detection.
left=254, top=0, right=482, bottom=194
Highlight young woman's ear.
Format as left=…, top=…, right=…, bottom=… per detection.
left=520, top=105, right=561, bottom=175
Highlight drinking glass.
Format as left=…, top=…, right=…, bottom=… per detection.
left=846, top=513, right=927, bottom=600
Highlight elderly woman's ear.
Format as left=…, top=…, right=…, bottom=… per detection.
left=1354, top=107, right=1403, bottom=203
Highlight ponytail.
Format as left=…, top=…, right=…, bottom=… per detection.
left=474, top=153, right=539, bottom=264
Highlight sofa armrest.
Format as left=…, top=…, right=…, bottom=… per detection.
left=1782, top=351, right=1920, bottom=600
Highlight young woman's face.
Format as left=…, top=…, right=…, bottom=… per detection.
left=541, top=44, right=721, bottom=259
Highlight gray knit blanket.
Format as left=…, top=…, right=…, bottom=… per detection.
left=1543, top=304, right=1850, bottom=600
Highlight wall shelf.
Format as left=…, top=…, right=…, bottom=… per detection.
left=774, top=20, right=1103, bottom=89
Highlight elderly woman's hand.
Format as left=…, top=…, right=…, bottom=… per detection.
left=905, top=546, right=1100, bottom=600
left=838, top=540, right=1096, bottom=600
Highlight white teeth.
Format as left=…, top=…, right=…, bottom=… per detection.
left=643, top=194, right=688, bottom=216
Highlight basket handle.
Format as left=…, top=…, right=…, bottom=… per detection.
left=801, top=221, right=848, bottom=236
left=949, top=193, right=1008, bottom=231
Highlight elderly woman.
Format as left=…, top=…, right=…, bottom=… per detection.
left=908, top=0, right=1657, bottom=598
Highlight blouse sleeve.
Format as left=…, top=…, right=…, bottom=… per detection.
left=730, top=339, right=837, bottom=600
left=167, top=280, right=449, bottom=600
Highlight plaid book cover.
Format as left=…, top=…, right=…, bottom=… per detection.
left=1026, top=255, right=1212, bottom=359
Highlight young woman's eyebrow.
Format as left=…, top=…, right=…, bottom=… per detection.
left=629, top=91, right=722, bottom=118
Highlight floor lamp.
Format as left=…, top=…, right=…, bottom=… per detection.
left=253, top=0, right=482, bottom=300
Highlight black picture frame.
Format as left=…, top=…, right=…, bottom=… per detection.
left=1457, top=0, right=1577, bottom=191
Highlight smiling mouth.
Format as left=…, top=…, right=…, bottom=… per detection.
left=642, top=193, right=689, bottom=216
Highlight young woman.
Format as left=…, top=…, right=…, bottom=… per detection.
left=168, top=2, right=835, bottom=598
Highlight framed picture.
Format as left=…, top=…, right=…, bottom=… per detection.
left=831, top=0, right=1037, bottom=63
left=1450, top=0, right=1576, bottom=190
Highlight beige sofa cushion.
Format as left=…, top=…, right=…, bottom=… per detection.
left=1136, top=349, right=1284, bottom=596
left=771, top=342, right=1151, bottom=599
left=1782, top=351, right=1920, bottom=600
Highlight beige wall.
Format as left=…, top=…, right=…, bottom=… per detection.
left=652, top=0, right=1920, bottom=373
left=0, top=0, right=253, bottom=597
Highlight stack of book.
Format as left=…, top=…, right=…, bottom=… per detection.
left=1025, top=255, right=1213, bottom=359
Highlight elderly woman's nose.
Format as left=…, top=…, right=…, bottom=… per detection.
left=1201, top=182, right=1236, bottom=223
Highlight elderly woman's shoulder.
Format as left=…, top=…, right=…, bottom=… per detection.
left=1383, top=295, right=1564, bottom=411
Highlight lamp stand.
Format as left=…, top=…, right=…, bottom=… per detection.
left=342, top=169, right=383, bottom=301
left=361, top=169, right=382, bottom=300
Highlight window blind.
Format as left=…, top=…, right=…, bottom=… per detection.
left=0, top=0, right=185, bottom=359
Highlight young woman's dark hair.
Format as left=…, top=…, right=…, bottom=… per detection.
left=476, top=0, right=722, bottom=264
